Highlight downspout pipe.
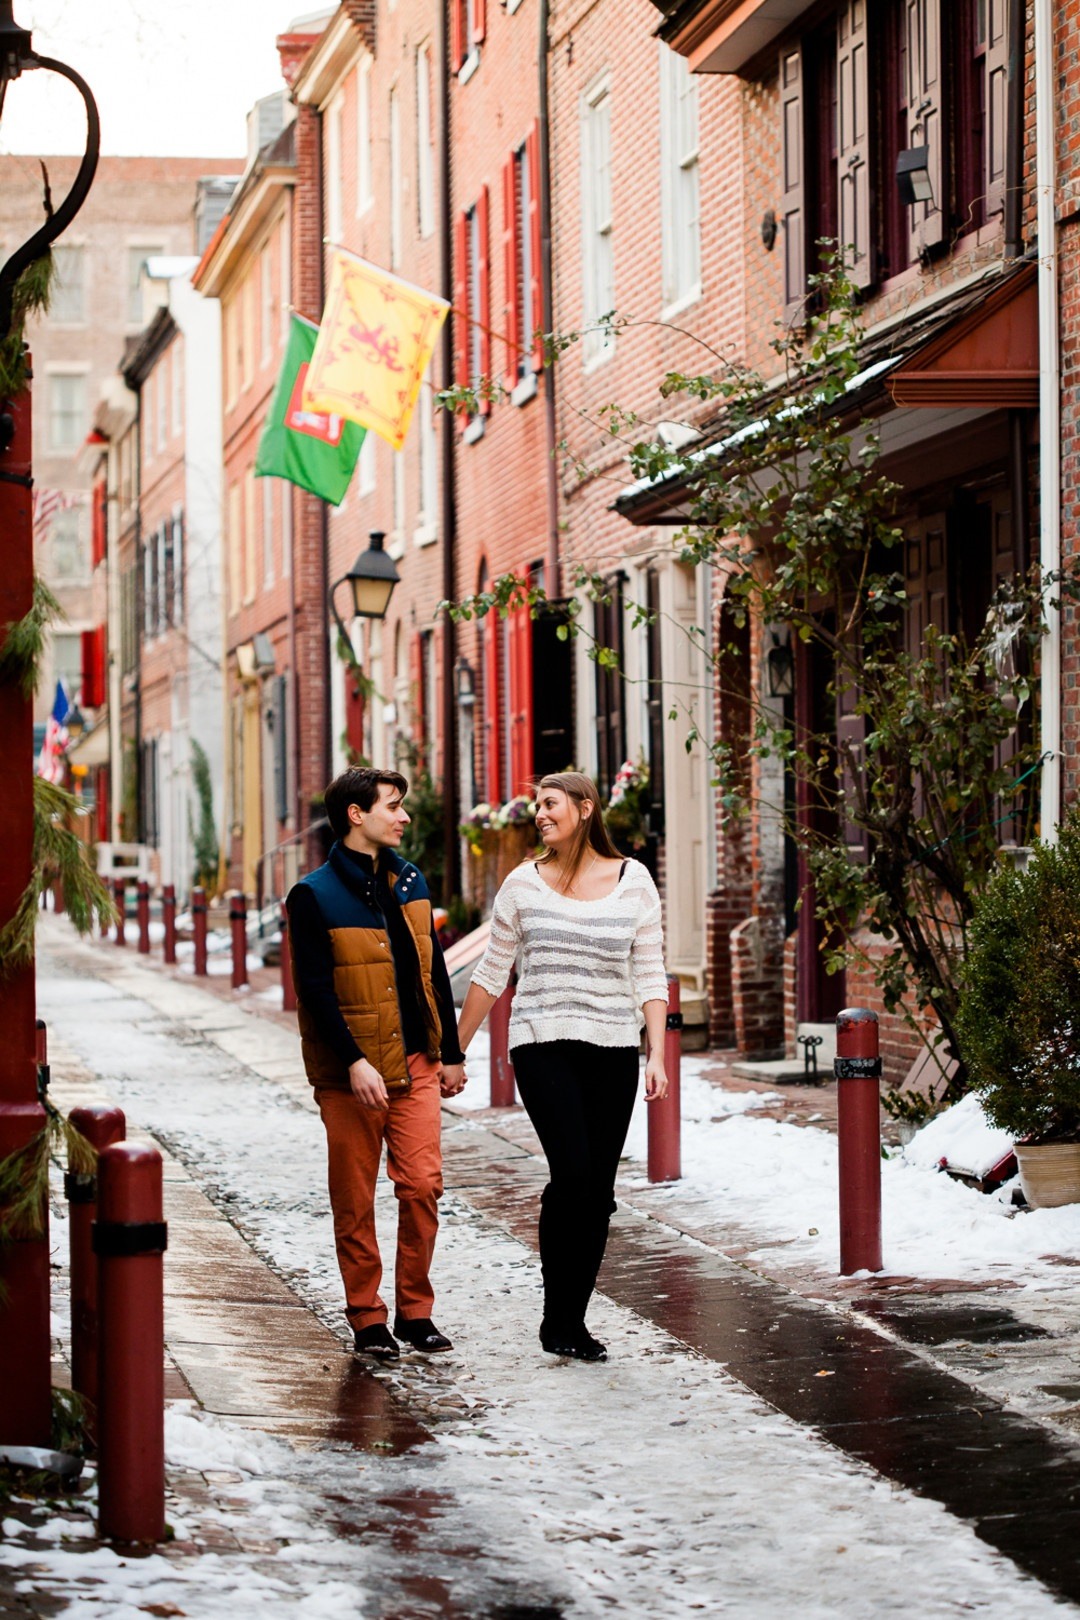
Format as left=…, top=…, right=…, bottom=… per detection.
left=316, top=107, right=333, bottom=794
left=538, top=0, right=559, bottom=599
left=438, top=0, right=460, bottom=901
left=1035, top=0, right=1061, bottom=837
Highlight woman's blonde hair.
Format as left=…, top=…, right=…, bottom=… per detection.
left=534, top=771, right=621, bottom=891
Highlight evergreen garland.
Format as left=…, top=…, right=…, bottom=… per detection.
left=0, top=777, right=115, bottom=974
left=0, top=252, right=52, bottom=400
left=189, top=738, right=219, bottom=892
left=0, top=574, right=62, bottom=698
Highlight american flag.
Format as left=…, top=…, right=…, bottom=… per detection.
left=32, top=487, right=77, bottom=545
left=37, top=679, right=70, bottom=783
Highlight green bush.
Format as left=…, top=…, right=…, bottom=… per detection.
left=956, top=815, right=1080, bottom=1143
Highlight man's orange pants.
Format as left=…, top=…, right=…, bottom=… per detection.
left=315, top=1053, right=444, bottom=1330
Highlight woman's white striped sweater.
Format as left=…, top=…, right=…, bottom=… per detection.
left=470, top=858, right=669, bottom=1052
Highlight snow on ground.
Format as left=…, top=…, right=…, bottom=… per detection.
left=22, top=938, right=1076, bottom=1617
left=617, top=1062, right=1080, bottom=1290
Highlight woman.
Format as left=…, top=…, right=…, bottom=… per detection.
left=457, top=771, right=669, bottom=1362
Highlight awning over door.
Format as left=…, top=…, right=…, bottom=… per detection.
left=887, top=263, right=1038, bottom=409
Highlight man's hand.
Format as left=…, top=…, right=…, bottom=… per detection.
left=349, top=1057, right=389, bottom=1109
left=439, top=1062, right=467, bottom=1098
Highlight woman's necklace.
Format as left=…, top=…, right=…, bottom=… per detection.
left=566, top=851, right=599, bottom=897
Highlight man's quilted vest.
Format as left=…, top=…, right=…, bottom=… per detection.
left=291, top=843, right=442, bottom=1093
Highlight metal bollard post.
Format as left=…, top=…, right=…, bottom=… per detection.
left=162, top=884, right=176, bottom=964
left=113, top=879, right=126, bottom=946
left=835, top=1007, right=883, bottom=1275
left=192, top=885, right=208, bottom=977
left=136, top=880, right=150, bottom=955
left=66, top=1105, right=126, bottom=1424
left=230, top=891, right=248, bottom=989
left=648, top=974, right=682, bottom=1183
left=489, top=982, right=516, bottom=1106
left=94, top=1141, right=167, bottom=1544
left=35, top=1020, right=48, bottom=1099
left=280, top=900, right=297, bottom=1012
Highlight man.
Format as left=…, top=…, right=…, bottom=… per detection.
left=286, top=766, right=467, bottom=1359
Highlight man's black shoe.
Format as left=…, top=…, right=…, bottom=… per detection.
left=539, top=1323, right=608, bottom=1362
left=393, top=1315, right=453, bottom=1352
left=353, top=1322, right=400, bottom=1359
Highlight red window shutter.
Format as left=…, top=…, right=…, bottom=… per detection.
left=984, top=0, right=1008, bottom=216
left=345, top=663, right=365, bottom=761
left=94, top=625, right=107, bottom=708
left=411, top=630, right=425, bottom=744
left=483, top=609, right=501, bottom=804
left=836, top=0, right=872, bottom=289
left=507, top=600, right=534, bottom=797
left=453, top=211, right=469, bottom=419
left=779, top=44, right=806, bottom=320
left=432, top=621, right=445, bottom=785
left=526, top=122, right=544, bottom=370
left=472, top=0, right=486, bottom=47
left=502, top=154, right=520, bottom=389
left=905, top=0, right=944, bottom=257
left=91, top=478, right=107, bottom=569
left=451, top=0, right=464, bottom=73
left=95, top=765, right=109, bottom=844
left=477, top=184, right=491, bottom=415
left=81, top=628, right=102, bottom=709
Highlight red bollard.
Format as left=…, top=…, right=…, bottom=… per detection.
left=489, top=982, right=516, bottom=1106
left=66, top=1105, right=126, bottom=1424
left=162, top=884, right=176, bottom=964
left=136, top=880, right=150, bottom=955
left=113, top=879, right=126, bottom=946
left=53, top=877, right=65, bottom=914
left=192, top=885, right=208, bottom=976
left=836, top=1007, right=884, bottom=1275
left=648, top=974, right=682, bottom=1183
left=95, top=1141, right=167, bottom=1543
left=280, top=900, right=297, bottom=1012
left=230, top=891, right=248, bottom=989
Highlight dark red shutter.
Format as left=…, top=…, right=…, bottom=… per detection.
left=508, top=600, right=534, bottom=797
left=345, top=663, right=365, bottom=761
left=432, top=621, right=445, bottom=785
left=483, top=608, right=501, bottom=804
left=527, top=122, right=544, bottom=369
left=837, top=0, right=872, bottom=289
left=984, top=0, right=1008, bottom=217
left=453, top=211, right=469, bottom=420
left=91, top=477, right=107, bottom=569
left=472, top=0, right=486, bottom=47
left=780, top=44, right=806, bottom=320
left=411, top=630, right=425, bottom=745
left=905, top=0, right=944, bottom=257
left=477, top=185, right=491, bottom=415
left=451, top=0, right=464, bottom=73
left=503, top=153, right=519, bottom=388
left=81, top=626, right=106, bottom=709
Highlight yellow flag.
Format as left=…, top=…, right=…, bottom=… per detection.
left=301, top=249, right=449, bottom=451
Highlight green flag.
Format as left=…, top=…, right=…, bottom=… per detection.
left=254, top=314, right=365, bottom=505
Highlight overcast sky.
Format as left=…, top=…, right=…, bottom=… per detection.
left=1, top=1, right=308, bottom=158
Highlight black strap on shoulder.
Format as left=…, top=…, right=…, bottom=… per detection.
left=618, top=860, right=628, bottom=878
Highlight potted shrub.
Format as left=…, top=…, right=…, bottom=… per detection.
left=604, top=756, right=650, bottom=856
left=956, top=814, right=1080, bottom=1207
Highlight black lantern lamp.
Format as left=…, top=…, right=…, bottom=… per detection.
left=65, top=702, right=85, bottom=741
left=0, top=1, right=100, bottom=340
left=330, top=530, right=401, bottom=641
left=896, top=146, right=933, bottom=207
left=455, top=657, right=475, bottom=709
left=765, top=626, right=795, bottom=699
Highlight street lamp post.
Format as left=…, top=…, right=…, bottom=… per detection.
left=0, top=1, right=99, bottom=1445
left=327, top=531, right=401, bottom=776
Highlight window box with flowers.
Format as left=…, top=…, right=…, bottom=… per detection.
left=603, top=757, right=650, bottom=856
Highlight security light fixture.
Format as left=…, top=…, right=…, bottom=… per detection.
left=896, top=146, right=934, bottom=207
left=455, top=657, right=476, bottom=708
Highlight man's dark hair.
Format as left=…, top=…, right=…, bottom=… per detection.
left=324, top=767, right=408, bottom=840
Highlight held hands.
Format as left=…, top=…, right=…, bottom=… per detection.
left=644, top=1051, right=669, bottom=1102
left=439, top=1061, right=467, bottom=1098
left=349, top=1057, right=390, bottom=1110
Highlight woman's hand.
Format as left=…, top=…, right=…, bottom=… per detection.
left=644, top=1050, right=669, bottom=1101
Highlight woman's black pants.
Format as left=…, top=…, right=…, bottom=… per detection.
left=512, top=1040, right=639, bottom=1333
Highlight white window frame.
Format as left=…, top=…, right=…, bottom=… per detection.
left=262, top=476, right=275, bottom=590
left=47, top=369, right=88, bottom=453
left=580, top=80, right=615, bottom=367
left=356, top=56, right=374, bottom=216
left=327, top=92, right=344, bottom=244
left=358, top=431, right=376, bottom=496
left=659, top=44, right=702, bottom=315
left=416, top=46, right=435, bottom=238
left=389, top=85, right=403, bottom=271
left=51, top=242, right=86, bottom=324
left=156, top=361, right=167, bottom=452
left=280, top=213, right=292, bottom=343
left=171, top=337, right=183, bottom=437
left=260, top=241, right=273, bottom=366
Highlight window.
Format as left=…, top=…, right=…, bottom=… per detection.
left=244, top=472, right=257, bottom=603
left=171, top=510, right=185, bottom=627
left=503, top=127, right=543, bottom=390
left=454, top=191, right=491, bottom=426
left=356, top=57, right=373, bottom=215
left=171, top=339, right=183, bottom=437
left=416, top=382, right=437, bottom=539
left=327, top=93, right=344, bottom=243
left=48, top=372, right=86, bottom=452
left=279, top=214, right=292, bottom=344
left=143, top=526, right=157, bottom=637
left=594, top=573, right=626, bottom=798
left=50, top=506, right=85, bottom=581
left=51, top=244, right=85, bottom=323
left=127, top=245, right=161, bottom=325
left=260, top=242, right=273, bottom=365
left=156, top=361, right=167, bottom=451
left=242, top=278, right=255, bottom=391
left=451, top=0, right=486, bottom=75
left=390, top=87, right=402, bottom=270
left=263, top=477, right=275, bottom=589
left=158, top=520, right=172, bottom=634
left=52, top=632, right=83, bottom=703
left=358, top=431, right=376, bottom=495
left=228, top=482, right=242, bottom=614
left=580, top=83, right=614, bottom=365
left=416, top=47, right=435, bottom=237
left=659, top=47, right=701, bottom=310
